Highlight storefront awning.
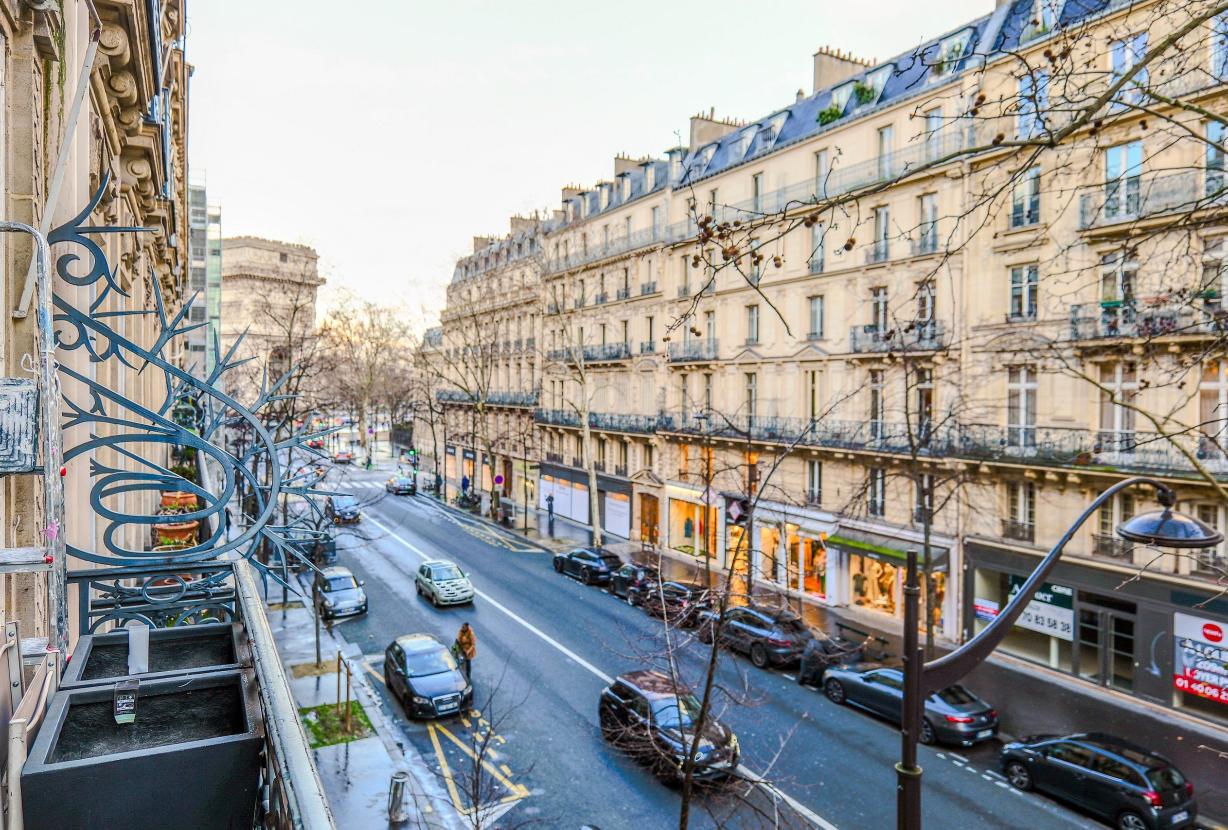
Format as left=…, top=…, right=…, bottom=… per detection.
left=826, top=526, right=949, bottom=570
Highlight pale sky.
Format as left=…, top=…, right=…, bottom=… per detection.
left=186, top=0, right=988, bottom=328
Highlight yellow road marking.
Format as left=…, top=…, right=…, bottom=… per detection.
left=427, top=723, right=465, bottom=812
left=363, top=662, right=385, bottom=686
left=499, top=764, right=513, bottom=777
left=433, top=721, right=531, bottom=800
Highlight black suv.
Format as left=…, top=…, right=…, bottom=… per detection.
left=610, top=563, right=660, bottom=606
left=1000, top=733, right=1196, bottom=830
left=553, top=547, right=622, bottom=584
left=695, top=605, right=812, bottom=668
left=640, top=581, right=712, bottom=628
left=383, top=633, right=473, bottom=719
left=599, top=669, right=739, bottom=782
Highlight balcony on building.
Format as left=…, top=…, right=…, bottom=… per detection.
left=436, top=389, right=476, bottom=404
left=1001, top=518, right=1036, bottom=543
left=667, top=339, right=720, bottom=363
left=640, top=340, right=657, bottom=354
left=1068, top=298, right=1227, bottom=343
left=865, top=241, right=891, bottom=264
left=486, top=390, right=540, bottom=407
left=584, top=342, right=632, bottom=363
left=849, top=321, right=947, bottom=354
left=677, top=283, right=691, bottom=298
left=640, top=281, right=659, bottom=296
left=911, top=232, right=939, bottom=257
left=1090, top=532, right=1134, bottom=561
left=616, top=287, right=630, bottom=300
left=594, top=292, right=609, bottom=305
left=1078, top=169, right=1228, bottom=231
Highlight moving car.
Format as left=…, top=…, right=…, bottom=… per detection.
left=552, top=547, right=622, bottom=584
left=306, top=438, right=325, bottom=450
left=332, top=450, right=353, bottom=464
left=327, top=494, right=361, bottom=524
left=821, top=663, right=998, bottom=746
left=383, top=633, right=473, bottom=719
left=796, top=630, right=865, bottom=686
left=1000, top=733, right=1197, bottom=830
left=314, top=566, right=367, bottom=619
left=415, top=560, right=475, bottom=606
left=640, top=581, right=712, bottom=628
left=609, top=562, right=660, bottom=606
left=598, top=669, right=739, bottom=781
left=386, top=474, right=416, bottom=495
left=695, top=605, right=813, bottom=668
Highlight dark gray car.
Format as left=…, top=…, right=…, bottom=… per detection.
left=695, top=605, right=812, bottom=668
left=821, top=663, right=998, bottom=746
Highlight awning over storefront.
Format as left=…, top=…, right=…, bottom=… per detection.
left=826, top=526, right=949, bottom=570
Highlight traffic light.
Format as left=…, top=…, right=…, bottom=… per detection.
left=408, top=448, right=418, bottom=468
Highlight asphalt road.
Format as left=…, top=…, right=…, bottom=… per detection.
left=324, top=464, right=1099, bottom=830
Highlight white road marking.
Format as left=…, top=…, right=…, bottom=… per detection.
left=366, top=514, right=839, bottom=830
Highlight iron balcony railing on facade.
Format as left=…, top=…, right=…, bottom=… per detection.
left=1091, top=533, right=1134, bottom=561
left=436, top=389, right=475, bottom=403
left=595, top=293, right=609, bottom=305
left=677, top=283, right=691, bottom=298
left=1001, top=519, right=1035, bottom=543
left=545, top=451, right=565, bottom=463
left=573, top=297, right=586, bottom=309
left=585, top=343, right=632, bottom=362
left=912, top=234, right=939, bottom=256
left=865, top=242, right=890, bottom=264
left=1068, top=301, right=1228, bottom=341
left=534, top=408, right=659, bottom=435
left=640, top=340, right=657, bottom=354
left=667, top=339, right=720, bottom=362
left=640, top=281, right=658, bottom=296
left=487, top=390, right=539, bottom=407
left=543, top=224, right=680, bottom=276
left=525, top=337, right=535, bottom=350
left=1078, top=169, right=1228, bottom=230
left=616, top=287, right=630, bottom=300
left=1193, top=546, right=1228, bottom=577
left=808, top=257, right=824, bottom=274
left=546, top=302, right=561, bottom=315
left=534, top=408, right=581, bottom=427
left=849, top=322, right=947, bottom=353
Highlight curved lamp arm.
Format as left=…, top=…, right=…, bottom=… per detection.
left=923, top=475, right=1171, bottom=693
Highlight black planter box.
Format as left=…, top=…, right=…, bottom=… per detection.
left=60, top=623, right=248, bottom=690
left=21, top=669, right=262, bottom=830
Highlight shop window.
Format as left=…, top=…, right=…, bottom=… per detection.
left=972, top=568, right=1073, bottom=672
left=759, top=525, right=781, bottom=584
left=803, top=538, right=827, bottom=599
left=850, top=555, right=897, bottom=615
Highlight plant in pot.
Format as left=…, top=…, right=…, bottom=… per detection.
left=853, top=80, right=878, bottom=106
left=151, top=519, right=198, bottom=546
left=817, top=102, right=844, bottom=125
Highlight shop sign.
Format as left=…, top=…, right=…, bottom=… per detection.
left=462, top=448, right=476, bottom=461
left=973, top=598, right=999, bottom=622
left=1000, top=576, right=1074, bottom=641
left=1174, top=612, right=1228, bottom=705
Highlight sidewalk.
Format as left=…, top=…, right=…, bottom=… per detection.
left=262, top=580, right=465, bottom=830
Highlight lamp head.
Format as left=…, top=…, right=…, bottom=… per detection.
left=1117, top=508, right=1223, bottom=549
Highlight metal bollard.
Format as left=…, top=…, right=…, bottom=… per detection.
left=387, top=771, right=410, bottom=823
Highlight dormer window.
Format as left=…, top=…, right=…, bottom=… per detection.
left=932, top=29, right=973, bottom=79
left=1023, top=0, right=1064, bottom=40
left=692, top=144, right=717, bottom=178
left=832, top=82, right=855, bottom=112
left=736, top=126, right=757, bottom=159
left=621, top=176, right=631, bottom=201
left=762, top=112, right=788, bottom=147
left=644, top=164, right=655, bottom=191
left=857, top=65, right=894, bottom=107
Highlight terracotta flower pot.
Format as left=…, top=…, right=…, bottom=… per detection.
left=161, top=491, right=197, bottom=509
left=153, top=520, right=199, bottom=544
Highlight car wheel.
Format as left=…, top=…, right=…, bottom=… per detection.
left=430, top=592, right=438, bottom=607
left=416, top=583, right=424, bottom=597
left=1116, top=812, right=1149, bottom=830
left=580, top=567, right=592, bottom=584
left=919, top=719, right=936, bottom=746
left=553, top=558, right=563, bottom=573
left=824, top=679, right=846, bottom=705
left=1004, top=761, right=1032, bottom=791
left=749, top=643, right=769, bottom=669
left=697, top=623, right=713, bottom=644
left=625, top=590, right=637, bottom=607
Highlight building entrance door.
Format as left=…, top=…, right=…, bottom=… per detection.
left=1075, top=592, right=1137, bottom=692
left=639, top=494, right=659, bottom=546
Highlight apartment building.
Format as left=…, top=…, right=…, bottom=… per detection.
left=434, top=219, right=543, bottom=519
left=431, top=0, right=1228, bottom=737
left=187, top=184, right=223, bottom=376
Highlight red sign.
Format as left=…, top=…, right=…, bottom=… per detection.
left=1204, top=623, right=1224, bottom=643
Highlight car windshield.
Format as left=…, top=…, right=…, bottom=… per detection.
left=405, top=647, right=458, bottom=677
left=397, top=477, right=412, bottom=484
left=775, top=618, right=810, bottom=636
left=431, top=565, right=463, bottom=581
left=333, top=496, right=357, bottom=509
left=934, top=685, right=978, bottom=706
left=599, top=554, right=621, bottom=567
left=1146, top=765, right=1185, bottom=791
left=652, top=693, right=703, bottom=729
left=326, top=575, right=358, bottom=591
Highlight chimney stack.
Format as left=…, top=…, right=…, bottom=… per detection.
left=812, top=46, right=872, bottom=94
left=689, top=109, right=743, bottom=149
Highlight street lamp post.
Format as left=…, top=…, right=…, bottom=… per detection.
left=897, top=476, right=1221, bottom=830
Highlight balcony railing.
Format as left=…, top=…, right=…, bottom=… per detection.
left=677, top=283, right=691, bottom=298
left=1068, top=301, right=1228, bottom=341
left=849, top=322, right=947, bottom=353
left=657, top=415, right=1228, bottom=480
left=534, top=408, right=659, bottom=435
left=640, top=340, right=657, bottom=354
left=1091, top=533, right=1134, bottom=561
left=865, top=241, right=890, bottom=264
left=1078, top=169, right=1228, bottom=230
left=437, top=389, right=475, bottom=403
left=545, top=451, right=565, bottom=463
left=487, top=390, right=539, bottom=406
left=667, top=340, right=720, bottom=362
left=640, top=281, right=659, bottom=296
left=1001, top=519, right=1035, bottom=543
left=613, top=464, right=629, bottom=477
left=595, top=293, right=608, bottom=305
left=912, top=235, right=939, bottom=256
left=585, top=343, right=631, bottom=362
left=616, top=288, right=630, bottom=300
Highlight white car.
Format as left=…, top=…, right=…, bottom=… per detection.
left=415, top=560, right=475, bottom=606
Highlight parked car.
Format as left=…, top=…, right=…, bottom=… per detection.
left=386, top=474, right=416, bottom=495
left=552, top=547, right=622, bottom=584
left=314, top=566, right=367, bottom=619
left=796, top=631, right=865, bottom=686
left=640, top=581, right=712, bottom=627
left=609, top=563, right=660, bottom=606
left=821, top=663, right=998, bottom=746
left=383, top=633, right=473, bottom=719
left=1000, top=733, right=1197, bottom=830
left=332, top=450, right=353, bottom=464
left=415, top=560, right=475, bottom=606
left=695, top=605, right=812, bottom=668
left=327, top=494, right=361, bottom=524
left=598, top=669, right=739, bottom=781
left=306, top=438, right=325, bottom=450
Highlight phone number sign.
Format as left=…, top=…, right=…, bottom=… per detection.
left=1008, top=576, right=1074, bottom=642
left=1174, top=612, right=1228, bottom=706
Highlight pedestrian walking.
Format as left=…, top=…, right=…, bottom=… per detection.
left=453, top=622, right=476, bottom=679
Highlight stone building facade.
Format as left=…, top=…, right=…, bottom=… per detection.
left=426, top=0, right=1228, bottom=760
left=0, top=0, right=189, bottom=642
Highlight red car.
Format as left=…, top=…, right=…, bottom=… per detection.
left=306, top=438, right=325, bottom=449
left=332, top=451, right=353, bottom=464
